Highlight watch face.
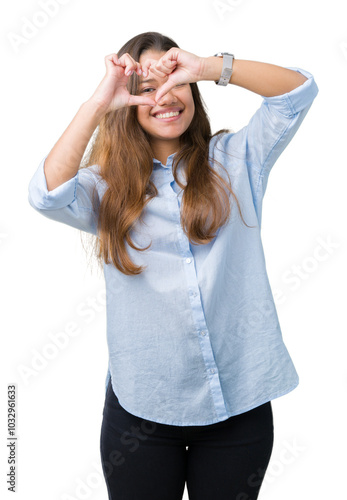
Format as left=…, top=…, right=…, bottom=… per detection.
left=214, top=52, right=234, bottom=57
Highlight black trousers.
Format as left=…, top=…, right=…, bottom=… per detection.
left=100, top=379, right=274, bottom=500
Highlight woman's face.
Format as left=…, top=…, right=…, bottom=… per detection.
left=136, top=49, right=195, bottom=146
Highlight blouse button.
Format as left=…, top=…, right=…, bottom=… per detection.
left=185, top=258, right=192, bottom=264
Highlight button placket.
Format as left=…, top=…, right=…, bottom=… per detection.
left=160, top=160, right=227, bottom=419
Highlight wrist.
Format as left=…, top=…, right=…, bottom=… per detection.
left=200, top=56, right=224, bottom=82
left=84, top=98, right=108, bottom=119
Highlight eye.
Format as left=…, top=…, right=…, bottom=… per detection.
left=140, top=87, right=155, bottom=93
left=175, top=83, right=187, bottom=88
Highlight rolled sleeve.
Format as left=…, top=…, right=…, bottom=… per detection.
left=28, top=155, right=102, bottom=235
left=260, top=67, right=319, bottom=118
left=217, top=67, right=319, bottom=179
left=28, top=155, right=78, bottom=210
left=249, top=67, right=319, bottom=175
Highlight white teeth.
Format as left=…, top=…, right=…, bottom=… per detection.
left=155, top=111, right=180, bottom=119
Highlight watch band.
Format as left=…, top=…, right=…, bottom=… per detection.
left=214, top=52, right=234, bottom=86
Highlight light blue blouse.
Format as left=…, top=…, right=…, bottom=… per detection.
left=28, top=67, right=319, bottom=426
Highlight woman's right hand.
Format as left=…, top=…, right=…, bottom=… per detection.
left=89, top=53, right=156, bottom=114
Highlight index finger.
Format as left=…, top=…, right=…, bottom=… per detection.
left=155, top=80, right=178, bottom=103
left=141, top=59, right=160, bottom=78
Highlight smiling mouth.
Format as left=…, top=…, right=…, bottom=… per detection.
left=153, top=110, right=183, bottom=120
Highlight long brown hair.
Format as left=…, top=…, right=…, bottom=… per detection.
left=80, top=31, right=253, bottom=276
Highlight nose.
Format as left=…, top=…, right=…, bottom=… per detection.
left=156, top=88, right=178, bottom=106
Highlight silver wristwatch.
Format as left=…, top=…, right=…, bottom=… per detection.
left=214, top=52, right=234, bottom=86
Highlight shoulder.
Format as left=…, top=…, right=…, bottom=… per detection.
left=78, top=164, right=108, bottom=198
left=209, top=129, right=235, bottom=152
left=79, top=163, right=101, bottom=178
left=209, top=129, right=244, bottom=163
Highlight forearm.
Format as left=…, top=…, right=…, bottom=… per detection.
left=201, top=56, right=308, bottom=97
left=44, top=99, right=106, bottom=191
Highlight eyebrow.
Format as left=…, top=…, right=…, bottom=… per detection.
left=138, top=78, right=157, bottom=85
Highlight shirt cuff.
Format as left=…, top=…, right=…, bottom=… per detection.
left=261, top=67, right=319, bottom=118
left=28, top=154, right=79, bottom=210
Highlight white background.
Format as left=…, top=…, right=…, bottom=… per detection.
left=1, top=0, right=346, bottom=498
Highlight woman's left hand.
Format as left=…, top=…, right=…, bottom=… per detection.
left=141, top=48, right=205, bottom=103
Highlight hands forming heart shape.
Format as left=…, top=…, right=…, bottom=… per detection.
left=91, top=48, right=206, bottom=114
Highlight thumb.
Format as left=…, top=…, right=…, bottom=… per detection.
left=128, top=95, right=156, bottom=107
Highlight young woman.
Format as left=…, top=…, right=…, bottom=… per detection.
left=28, top=31, right=319, bottom=500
